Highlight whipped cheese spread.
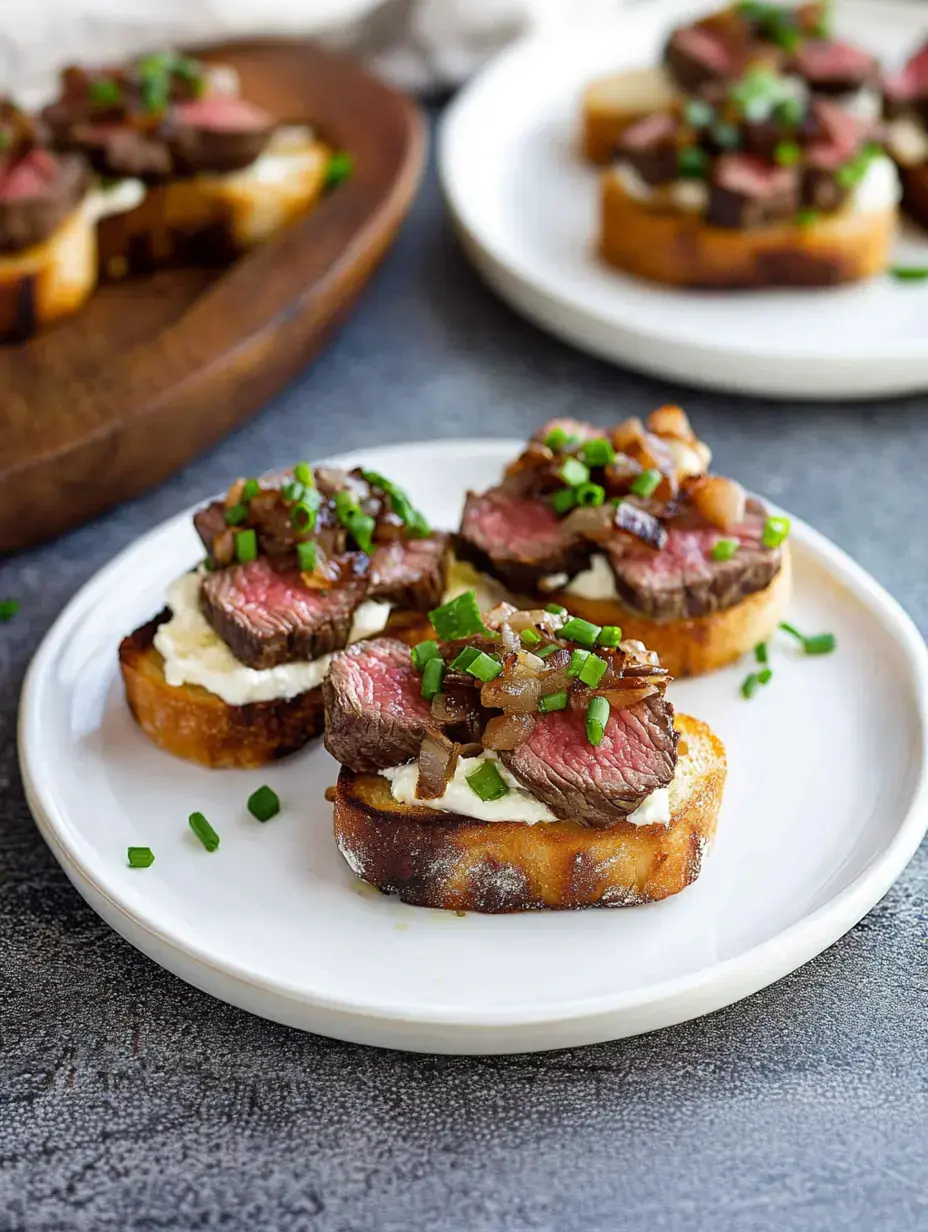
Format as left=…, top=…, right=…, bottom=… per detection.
left=562, top=554, right=618, bottom=602
left=382, top=751, right=672, bottom=827
left=85, top=178, right=146, bottom=223
left=224, top=126, right=318, bottom=187
left=154, top=570, right=390, bottom=706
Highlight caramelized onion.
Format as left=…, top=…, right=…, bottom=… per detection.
left=431, top=691, right=475, bottom=725
left=689, top=475, right=746, bottom=531
left=483, top=713, right=534, bottom=751
left=563, top=505, right=613, bottom=539
left=614, top=502, right=667, bottom=550
left=213, top=528, right=234, bottom=565
left=612, top=417, right=646, bottom=451
left=647, top=405, right=694, bottom=442
left=485, top=602, right=518, bottom=628
left=226, top=478, right=245, bottom=506
left=416, top=733, right=458, bottom=800
left=595, top=685, right=658, bottom=710
left=481, top=672, right=541, bottom=714
left=666, top=438, right=710, bottom=481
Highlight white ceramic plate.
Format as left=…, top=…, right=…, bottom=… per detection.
left=440, top=0, right=928, bottom=400
left=19, top=441, right=928, bottom=1054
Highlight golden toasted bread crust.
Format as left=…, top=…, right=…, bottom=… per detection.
left=582, top=70, right=680, bottom=164
left=601, top=171, right=895, bottom=287
left=0, top=205, right=96, bottom=341
left=548, top=544, right=792, bottom=678
left=332, top=714, right=726, bottom=912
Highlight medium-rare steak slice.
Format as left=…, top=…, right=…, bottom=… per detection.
left=604, top=500, right=780, bottom=622
left=324, top=638, right=433, bottom=772
left=368, top=535, right=450, bottom=611
left=457, top=490, right=591, bottom=593
left=200, top=558, right=364, bottom=669
left=502, top=694, right=678, bottom=828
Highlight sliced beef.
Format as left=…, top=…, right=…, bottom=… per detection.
left=706, top=154, right=799, bottom=229
left=323, top=638, right=434, bottom=772
left=604, top=500, right=781, bottom=622
left=165, top=95, right=276, bottom=175
left=0, top=150, right=88, bottom=252
left=615, top=112, right=680, bottom=185
left=200, top=557, right=363, bottom=669
left=65, top=122, right=173, bottom=181
left=884, top=42, right=928, bottom=117
left=791, top=39, right=878, bottom=95
left=664, top=25, right=739, bottom=94
left=502, top=694, right=677, bottom=828
left=456, top=489, right=591, bottom=593
left=367, top=534, right=450, bottom=611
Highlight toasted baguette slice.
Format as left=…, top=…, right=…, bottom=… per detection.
left=601, top=168, right=896, bottom=288
left=0, top=203, right=96, bottom=341
left=583, top=67, right=680, bottom=164
left=98, top=130, right=331, bottom=279
left=333, top=714, right=725, bottom=912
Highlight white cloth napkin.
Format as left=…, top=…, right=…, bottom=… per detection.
left=4, top=0, right=619, bottom=103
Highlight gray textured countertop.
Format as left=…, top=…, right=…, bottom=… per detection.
left=2, top=120, right=927, bottom=1232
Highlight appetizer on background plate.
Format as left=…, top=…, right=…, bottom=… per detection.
left=455, top=409, right=792, bottom=677
left=884, top=41, right=928, bottom=232
left=326, top=593, right=726, bottom=913
left=119, top=465, right=448, bottom=768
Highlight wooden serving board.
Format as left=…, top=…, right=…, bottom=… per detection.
left=0, top=40, right=426, bottom=554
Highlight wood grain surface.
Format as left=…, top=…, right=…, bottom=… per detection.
left=0, top=40, right=426, bottom=554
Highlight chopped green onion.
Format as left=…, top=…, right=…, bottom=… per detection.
left=579, top=438, right=615, bottom=467
left=291, top=500, right=317, bottom=533
left=578, top=653, right=608, bottom=688
left=466, top=760, right=509, bottom=803
left=762, top=515, right=791, bottom=548
left=450, top=645, right=482, bottom=671
left=346, top=511, right=376, bottom=554
left=410, top=640, right=441, bottom=671
left=758, top=668, right=773, bottom=684
left=89, top=78, right=123, bottom=107
left=586, top=695, right=610, bottom=747
left=891, top=266, right=928, bottom=281
left=775, top=97, right=806, bottom=128
left=741, top=673, right=763, bottom=700
left=325, top=151, right=354, bottom=190
left=575, top=482, right=605, bottom=507
left=224, top=503, right=248, bottom=526
left=334, top=489, right=360, bottom=523
left=678, top=146, right=709, bottom=179
left=247, top=786, right=280, bottom=822
left=684, top=99, right=715, bottom=128
left=538, top=690, right=569, bottom=714
left=421, top=657, right=445, bottom=700
left=804, top=633, right=837, bottom=655
left=566, top=649, right=590, bottom=678
left=296, top=541, right=317, bottom=573
left=755, top=642, right=768, bottom=664
left=535, top=644, right=559, bottom=659
left=711, top=538, right=739, bottom=561
left=774, top=140, right=802, bottom=167
left=465, top=651, right=503, bottom=683
left=235, top=529, right=258, bottom=563
left=242, top=478, right=260, bottom=501
left=0, top=599, right=20, bottom=621
left=127, top=846, right=155, bottom=868
left=281, top=480, right=305, bottom=503
left=544, top=426, right=569, bottom=451
left=551, top=487, right=577, bottom=515
left=189, top=812, right=219, bottom=852
left=430, top=591, right=487, bottom=641
left=360, top=470, right=430, bottom=536
left=795, top=209, right=819, bottom=228
left=545, top=603, right=568, bottom=617
left=559, top=457, right=590, bottom=488
left=630, top=468, right=661, bottom=498
left=779, top=621, right=804, bottom=643
left=520, top=628, right=542, bottom=648
left=293, top=461, right=313, bottom=487
left=597, top=625, right=622, bottom=648
left=711, top=121, right=741, bottom=150
left=560, top=616, right=601, bottom=647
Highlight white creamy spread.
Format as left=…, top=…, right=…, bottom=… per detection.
left=153, top=570, right=390, bottom=706
left=562, top=553, right=619, bottom=602
left=224, top=126, right=318, bottom=187
left=382, top=751, right=673, bottom=827
left=84, top=178, right=146, bottom=223
left=836, top=85, right=883, bottom=125
left=852, top=155, right=902, bottom=214
left=886, top=116, right=928, bottom=168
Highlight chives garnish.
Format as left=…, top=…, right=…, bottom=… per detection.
left=189, top=812, right=219, bottom=852
left=741, top=673, right=762, bottom=700
left=575, top=482, right=605, bottom=507
left=578, top=653, right=607, bottom=688
left=544, top=426, right=569, bottom=451
left=597, top=625, right=622, bottom=648
left=293, top=461, right=313, bottom=486
left=779, top=621, right=804, bottom=643
left=711, top=538, right=739, bottom=561
left=421, top=657, right=445, bottom=700
left=324, top=150, right=354, bottom=190
left=248, top=786, right=280, bottom=822
left=774, top=140, right=801, bottom=167
left=762, top=516, right=791, bottom=548
left=567, top=649, right=590, bottom=678
left=758, top=668, right=773, bottom=684
left=235, top=529, right=257, bottom=563
left=334, top=489, right=359, bottom=523
left=538, top=690, right=569, bottom=714
left=545, top=603, right=567, bottom=617
left=520, top=628, right=542, bottom=648
left=755, top=642, right=768, bottom=664
left=127, top=846, right=155, bottom=868
left=360, top=470, right=430, bottom=536
left=296, top=541, right=317, bottom=573
left=535, top=644, right=559, bottom=659
left=281, top=480, right=305, bottom=503
left=560, top=616, right=601, bottom=647
left=466, top=760, right=509, bottom=803
left=346, top=511, right=376, bottom=555
left=630, top=469, right=661, bottom=498
left=90, top=78, right=123, bottom=106
left=450, top=645, right=482, bottom=671
left=551, top=487, right=577, bottom=515
left=579, top=438, right=615, bottom=468
left=559, top=457, right=590, bottom=488
left=795, top=209, right=819, bottom=227
left=804, top=633, right=837, bottom=656
left=891, top=266, right=928, bottom=281
left=678, top=146, right=709, bottom=179
left=465, top=651, right=503, bottom=683
left=684, top=98, right=715, bottom=128
left=224, top=503, right=248, bottom=526
left=291, top=500, right=317, bottom=532
left=0, top=599, right=19, bottom=621
left=410, top=640, right=441, bottom=671
left=242, top=478, right=260, bottom=501
left=586, top=696, right=610, bottom=747
left=429, top=591, right=487, bottom=641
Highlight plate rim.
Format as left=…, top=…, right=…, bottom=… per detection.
left=18, top=438, right=928, bottom=1036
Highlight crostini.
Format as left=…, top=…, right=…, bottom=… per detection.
left=583, top=2, right=881, bottom=164
left=42, top=51, right=334, bottom=279
left=454, top=410, right=792, bottom=678
left=119, top=464, right=448, bottom=768
left=883, top=41, right=928, bottom=231
left=599, top=68, right=898, bottom=288
left=325, top=595, right=726, bottom=911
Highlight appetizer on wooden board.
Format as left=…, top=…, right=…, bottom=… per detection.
left=119, top=464, right=446, bottom=768
left=454, top=409, right=792, bottom=678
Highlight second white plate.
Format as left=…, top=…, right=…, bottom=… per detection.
left=440, top=0, right=928, bottom=399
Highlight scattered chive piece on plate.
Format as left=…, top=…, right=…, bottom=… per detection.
left=127, top=846, right=155, bottom=868
left=575, top=482, right=605, bottom=507
left=804, top=633, right=837, bottom=656
left=629, top=468, right=661, bottom=498
left=234, top=529, right=257, bottom=563
left=465, top=651, right=503, bottom=683
left=711, top=537, right=739, bottom=561
left=520, top=628, right=541, bottom=648
left=429, top=591, right=487, bottom=640
left=758, top=668, right=773, bottom=684
left=545, top=603, right=567, bottom=617
left=189, top=812, right=220, bottom=852
left=891, top=266, right=928, bottom=282
left=466, top=760, right=509, bottom=803
left=597, top=625, right=622, bottom=648
left=224, top=503, right=248, bottom=526
left=410, top=640, right=440, bottom=671
left=566, top=649, right=590, bottom=678
left=242, top=478, right=260, bottom=501
left=296, top=541, right=317, bottom=573
left=550, top=487, right=577, bottom=515
left=578, top=653, right=608, bottom=688
left=324, top=151, right=354, bottom=190
left=755, top=642, right=769, bottom=664
left=586, top=695, right=610, bottom=747
left=538, top=690, right=569, bottom=713
left=741, top=673, right=762, bottom=700
left=248, top=786, right=280, bottom=823
left=762, top=515, right=791, bottom=548
left=420, top=657, right=445, bottom=700
left=0, top=599, right=19, bottom=621
left=560, top=616, right=601, bottom=647
left=450, top=645, right=482, bottom=670
left=579, top=438, right=615, bottom=467
left=559, top=457, right=590, bottom=488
